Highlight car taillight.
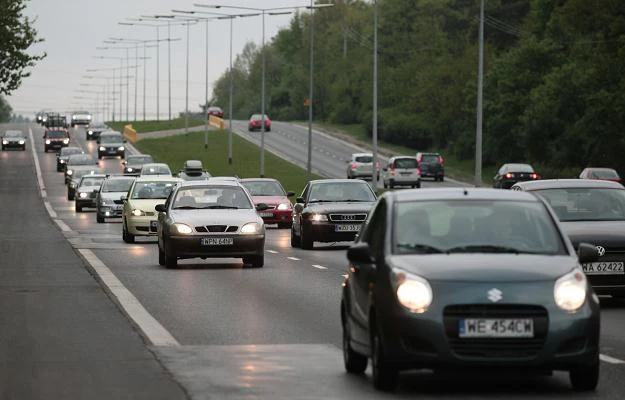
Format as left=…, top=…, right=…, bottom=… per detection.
left=439, top=155, right=445, bottom=166
left=375, top=161, right=380, bottom=170
left=505, top=173, right=514, bottom=179
left=351, top=162, right=357, bottom=171
left=391, top=166, right=396, bottom=176
left=530, top=173, right=539, bottom=179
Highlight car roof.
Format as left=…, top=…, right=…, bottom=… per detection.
left=501, top=163, right=533, bottom=169
left=134, top=176, right=181, bottom=183
left=512, top=179, right=624, bottom=190
left=309, top=178, right=369, bottom=185
left=79, top=174, right=107, bottom=180
left=239, top=178, right=279, bottom=183
left=178, top=180, right=240, bottom=188
left=388, top=187, right=541, bottom=202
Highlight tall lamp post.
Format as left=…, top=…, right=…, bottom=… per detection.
left=475, top=0, right=485, bottom=187
left=372, top=0, right=379, bottom=190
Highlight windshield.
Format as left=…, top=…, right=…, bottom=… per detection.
left=394, top=158, right=418, bottom=169
left=241, top=181, right=285, bottom=196
left=5, top=131, right=23, bottom=138
left=46, top=130, right=67, bottom=138
left=131, top=181, right=177, bottom=200
left=354, top=155, right=373, bottom=163
left=102, top=179, right=134, bottom=193
left=68, top=155, right=94, bottom=165
left=421, top=154, right=440, bottom=163
left=79, top=177, right=105, bottom=187
left=392, top=200, right=565, bottom=255
left=127, top=155, right=153, bottom=164
left=173, top=186, right=252, bottom=209
left=141, top=165, right=171, bottom=175
left=308, top=182, right=376, bottom=203
left=100, top=135, right=122, bottom=143
left=534, top=188, right=625, bottom=221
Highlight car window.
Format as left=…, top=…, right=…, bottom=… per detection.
left=5, top=131, right=23, bottom=138
left=141, top=165, right=171, bottom=175
left=588, top=169, right=619, bottom=179
left=241, top=181, right=285, bottom=196
left=131, top=181, right=177, bottom=199
left=128, top=156, right=153, bottom=164
left=393, top=158, right=418, bottom=169
left=354, top=155, right=373, bottom=163
left=100, top=135, right=122, bottom=143
left=362, top=200, right=387, bottom=258
left=73, top=170, right=98, bottom=180
left=421, top=154, right=440, bottom=163
left=308, top=182, right=376, bottom=203
left=102, top=179, right=134, bottom=193
left=80, top=178, right=105, bottom=187
left=392, top=200, right=566, bottom=255
left=172, top=186, right=252, bottom=209
left=46, top=130, right=67, bottom=138
left=533, top=188, right=625, bottom=221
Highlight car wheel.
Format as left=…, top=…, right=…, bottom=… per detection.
left=22, top=146, right=26, bottom=151
left=300, top=224, right=314, bottom=250
left=244, top=255, right=264, bottom=268
left=389, top=181, right=394, bottom=189
left=68, top=191, right=74, bottom=201
left=416, top=181, right=421, bottom=189
left=290, top=225, right=300, bottom=248
left=569, top=355, right=599, bottom=391
left=342, top=306, right=367, bottom=373
left=158, top=244, right=165, bottom=266
left=75, top=204, right=82, bottom=212
left=383, top=180, right=388, bottom=189
left=98, top=154, right=102, bottom=160
left=96, top=214, right=105, bottom=223
left=278, top=222, right=291, bottom=229
left=122, top=221, right=135, bottom=244
left=164, top=240, right=177, bottom=269
left=440, top=175, right=445, bottom=182
left=371, top=323, right=399, bottom=391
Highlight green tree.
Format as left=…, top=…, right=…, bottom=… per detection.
left=0, top=96, right=12, bottom=122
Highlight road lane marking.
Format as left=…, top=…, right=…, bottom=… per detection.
left=54, top=219, right=72, bottom=232
left=312, top=265, right=327, bottom=270
left=267, top=250, right=279, bottom=254
left=78, top=249, right=179, bottom=347
left=29, top=128, right=47, bottom=199
left=600, top=354, right=625, bottom=364
left=287, top=257, right=301, bottom=261
left=44, top=201, right=58, bottom=219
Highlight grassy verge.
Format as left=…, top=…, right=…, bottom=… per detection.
left=313, top=122, right=497, bottom=184
left=106, top=118, right=206, bottom=133
left=133, top=130, right=321, bottom=196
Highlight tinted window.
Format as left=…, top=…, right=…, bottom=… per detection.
left=392, top=200, right=565, bottom=255
left=308, top=182, right=376, bottom=202
left=73, top=170, right=98, bottom=180
left=141, top=165, right=171, bottom=175
left=131, top=181, right=177, bottom=199
left=534, top=188, right=625, bottom=221
left=127, top=155, right=153, bottom=164
left=79, top=177, right=105, bottom=187
left=241, top=181, right=286, bottom=196
left=251, top=114, right=269, bottom=120
left=100, top=134, right=122, bottom=143
left=5, top=131, right=23, bottom=138
left=173, top=186, right=252, bottom=209
left=421, top=154, right=440, bottom=163
left=102, top=179, right=134, bottom=193
left=393, top=158, right=418, bottom=169
left=507, top=164, right=534, bottom=173
left=354, top=155, right=373, bottom=163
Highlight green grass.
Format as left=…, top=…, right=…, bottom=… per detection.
left=133, top=130, right=321, bottom=196
left=313, top=122, right=497, bottom=185
left=106, top=118, right=206, bottom=134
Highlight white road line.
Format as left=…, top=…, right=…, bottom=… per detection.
left=600, top=354, right=625, bottom=364
left=78, top=249, right=179, bottom=347
left=29, top=128, right=47, bottom=199
left=341, top=274, right=348, bottom=279
left=266, top=250, right=279, bottom=254
left=287, top=256, right=301, bottom=261
left=43, top=201, right=58, bottom=219
left=54, top=219, right=72, bottom=232
left=312, top=264, right=327, bottom=270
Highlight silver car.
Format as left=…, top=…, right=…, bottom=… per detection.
left=96, top=176, right=136, bottom=223
left=382, top=156, right=421, bottom=189
left=347, top=153, right=380, bottom=180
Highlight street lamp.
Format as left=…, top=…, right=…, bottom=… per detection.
left=85, top=67, right=133, bottom=121
left=97, top=45, right=135, bottom=121
left=475, top=0, right=485, bottom=187
left=372, top=0, right=379, bottom=190
left=92, top=56, right=125, bottom=120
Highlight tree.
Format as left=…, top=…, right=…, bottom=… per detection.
left=0, top=0, right=46, bottom=95
left=0, top=96, right=12, bottom=122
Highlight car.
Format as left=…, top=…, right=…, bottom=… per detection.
left=56, top=147, right=84, bottom=172
left=67, top=166, right=101, bottom=200
left=291, top=179, right=377, bottom=249
left=493, top=163, right=540, bottom=189
left=511, top=178, right=625, bottom=298
left=248, top=114, right=271, bottom=132
left=579, top=167, right=622, bottom=183
left=156, top=180, right=268, bottom=269
left=122, top=154, right=154, bottom=175
left=97, top=131, right=126, bottom=159
left=209, top=176, right=240, bottom=182
left=122, top=176, right=181, bottom=243
left=65, top=154, right=98, bottom=184
left=86, top=122, right=109, bottom=140
left=177, top=160, right=212, bottom=181
left=382, top=156, right=421, bottom=189
left=96, top=175, right=136, bottom=223
left=240, top=178, right=295, bottom=228
left=1, top=130, right=26, bottom=151
left=139, top=163, right=173, bottom=177
left=44, top=113, right=69, bottom=129
left=74, top=174, right=107, bottom=212
left=43, top=128, right=70, bottom=152
left=341, top=187, right=600, bottom=392
left=416, top=152, right=445, bottom=181
left=71, top=111, right=92, bottom=127
left=207, top=106, right=224, bottom=119
left=346, top=153, right=380, bottom=180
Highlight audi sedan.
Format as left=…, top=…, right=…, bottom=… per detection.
left=240, top=178, right=295, bottom=228
left=156, top=180, right=267, bottom=269
left=341, top=188, right=600, bottom=392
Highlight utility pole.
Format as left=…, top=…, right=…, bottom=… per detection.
left=371, top=0, right=379, bottom=190
left=475, top=0, right=485, bottom=187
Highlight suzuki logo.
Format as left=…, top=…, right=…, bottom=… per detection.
left=487, top=288, right=503, bottom=303
left=596, top=246, right=606, bottom=257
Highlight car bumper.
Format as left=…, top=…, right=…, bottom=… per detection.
left=126, top=215, right=159, bottom=236
left=167, top=234, right=265, bottom=258
left=46, top=142, right=68, bottom=150
left=98, top=205, right=124, bottom=218
left=72, top=119, right=91, bottom=125
left=258, top=210, right=292, bottom=225
left=2, top=142, right=25, bottom=148
left=387, top=176, right=421, bottom=185
left=76, top=197, right=97, bottom=208
left=307, top=222, right=361, bottom=243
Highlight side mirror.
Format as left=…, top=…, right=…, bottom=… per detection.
left=123, top=139, right=128, bottom=143
left=155, top=204, right=167, bottom=213
left=347, top=242, right=373, bottom=264
left=122, top=160, right=127, bottom=165
left=382, top=167, right=387, bottom=172
left=286, top=191, right=295, bottom=197
left=578, top=242, right=599, bottom=264
left=296, top=197, right=305, bottom=204
left=120, top=194, right=127, bottom=201
left=256, top=203, right=270, bottom=211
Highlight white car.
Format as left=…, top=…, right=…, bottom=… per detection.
left=139, top=163, right=173, bottom=177
left=346, top=153, right=380, bottom=180
left=382, top=156, right=421, bottom=189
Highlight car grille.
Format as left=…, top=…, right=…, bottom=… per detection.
left=195, top=225, right=238, bottom=233
left=329, top=213, right=367, bottom=222
left=443, top=304, right=548, bottom=359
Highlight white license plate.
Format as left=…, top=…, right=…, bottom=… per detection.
left=582, top=262, right=624, bottom=275
left=259, top=212, right=273, bottom=218
left=201, top=237, right=234, bottom=246
left=335, top=224, right=361, bottom=232
left=458, top=319, right=534, bottom=338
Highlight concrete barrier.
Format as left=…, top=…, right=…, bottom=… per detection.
left=209, top=115, right=225, bottom=129
left=123, top=124, right=138, bottom=143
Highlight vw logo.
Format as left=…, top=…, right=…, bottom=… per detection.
left=596, top=246, right=606, bottom=257
left=487, top=288, right=502, bottom=303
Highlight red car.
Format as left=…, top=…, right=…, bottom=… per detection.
left=248, top=114, right=271, bottom=132
left=207, top=106, right=224, bottom=119
left=579, top=167, right=623, bottom=183
left=240, top=178, right=294, bottom=228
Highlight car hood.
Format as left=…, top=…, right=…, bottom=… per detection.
left=4, top=137, right=24, bottom=142
left=100, top=191, right=127, bottom=201
left=389, top=254, right=577, bottom=282
left=561, top=220, right=625, bottom=247
left=170, top=209, right=262, bottom=226
left=304, top=201, right=375, bottom=214
left=251, top=195, right=290, bottom=206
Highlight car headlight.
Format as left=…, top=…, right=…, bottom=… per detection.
left=66, top=170, right=73, bottom=175
left=63, top=139, right=70, bottom=144
left=241, top=222, right=261, bottom=234
left=126, top=167, right=133, bottom=172
left=87, top=115, right=92, bottom=119
left=2, top=140, right=7, bottom=145
left=118, top=146, right=125, bottom=151
left=45, top=140, right=51, bottom=144
left=554, top=269, right=587, bottom=312
left=72, top=116, right=77, bottom=120
left=174, top=223, right=193, bottom=234
left=101, top=199, right=113, bottom=206
left=60, top=160, right=65, bottom=164
left=132, top=209, right=146, bottom=217
left=78, top=192, right=88, bottom=199
left=88, top=131, right=93, bottom=135
left=391, top=268, right=433, bottom=313
left=310, top=213, right=328, bottom=222
left=19, top=140, right=25, bottom=145
left=99, top=146, right=105, bottom=151
left=277, top=203, right=291, bottom=211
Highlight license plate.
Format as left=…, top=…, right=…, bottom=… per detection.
left=201, top=237, right=234, bottom=246
left=259, top=212, right=273, bottom=218
left=150, top=221, right=158, bottom=230
left=458, top=319, right=534, bottom=338
left=400, top=172, right=412, bottom=175
left=582, top=262, right=624, bottom=275
left=335, top=224, right=361, bottom=232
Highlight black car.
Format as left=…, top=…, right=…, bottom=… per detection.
left=342, top=188, right=600, bottom=392
left=74, top=174, right=107, bottom=212
left=177, top=160, right=211, bottom=181
left=43, top=128, right=70, bottom=152
left=67, top=167, right=101, bottom=201
left=1, top=130, right=26, bottom=151
left=512, top=179, right=625, bottom=298
left=56, top=147, right=83, bottom=172
left=97, top=131, right=126, bottom=159
left=86, top=122, right=109, bottom=140
left=290, top=179, right=377, bottom=249
left=122, top=154, right=154, bottom=175
left=493, top=163, right=540, bottom=189
left=416, top=152, right=445, bottom=181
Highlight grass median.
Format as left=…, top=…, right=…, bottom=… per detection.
left=133, top=129, right=321, bottom=195
left=106, top=118, right=206, bottom=134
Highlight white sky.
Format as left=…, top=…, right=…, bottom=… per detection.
left=7, top=0, right=309, bottom=120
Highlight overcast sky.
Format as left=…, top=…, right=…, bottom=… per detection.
left=7, top=0, right=310, bottom=120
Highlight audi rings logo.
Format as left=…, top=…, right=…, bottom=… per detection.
left=343, top=215, right=356, bottom=221
left=596, top=246, right=606, bottom=257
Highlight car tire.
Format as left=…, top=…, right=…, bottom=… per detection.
left=158, top=244, right=165, bottom=266
left=68, top=190, right=74, bottom=201
left=96, top=214, right=105, bottom=223
left=122, top=221, right=135, bottom=244
left=440, top=175, right=445, bottom=182
left=569, top=356, right=599, bottom=391
left=290, top=226, right=300, bottom=248
left=22, top=146, right=26, bottom=151
left=164, top=240, right=177, bottom=269
left=342, top=307, right=368, bottom=374
left=244, top=255, right=264, bottom=268
left=98, top=154, right=102, bottom=160
left=415, top=181, right=421, bottom=189
left=278, top=222, right=291, bottom=229
left=371, top=325, right=399, bottom=392
left=383, top=180, right=387, bottom=189
left=300, top=224, right=314, bottom=250
left=389, top=181, right=394, bottom=189
left=76, top=204, right=82, bottom=212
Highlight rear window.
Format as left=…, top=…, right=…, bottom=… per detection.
left=508, top=164, right=534, bottom=173
left=421, top=154, right=440, bottom=163
left=46, top=130, right=67, bottom=138
left=355, top=155, right=373, bottom=163
left=589, top=169, right=619, bottom=179
left=394, top=158, right=418, bottom=169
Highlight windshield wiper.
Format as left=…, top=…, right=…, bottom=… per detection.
left=203, top=205, right=239, bottom=209
left=173, top=206, right=201, bottom=210
left=445, top=245, right=535, bottom=254
left=308, top=199, right=332, bottom=203
left=396, top=243, right=445, bottom=254
left=341, top=199, right=370, bottom=202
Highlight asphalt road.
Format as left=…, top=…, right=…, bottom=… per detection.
left=2, top=122, right=625, bottom=399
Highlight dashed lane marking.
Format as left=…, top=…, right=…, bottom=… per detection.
left=600, top=354, right=625, bottom=365
left=312, top=265, right=327, bottom=270
left=29, top=128, right=47, bottom=199
left=54, top=219, right=72, bottom=232
left=267, top=250, right=279, bottom=254
left=287, top=257, right=301, bottom=261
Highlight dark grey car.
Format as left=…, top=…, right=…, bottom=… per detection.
left=341, top=188, right=600, bottom=392
left=97, top=131, right=126, bottom=159
left=122, top=154, right=154, bottom=175
left=96, top=176, right=136, bottom=223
